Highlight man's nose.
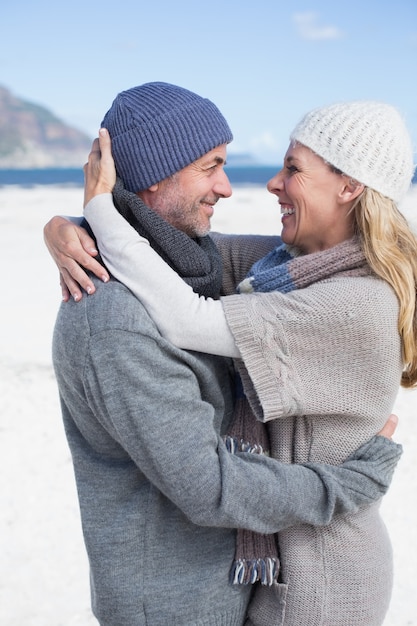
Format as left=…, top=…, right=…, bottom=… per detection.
left=215, top=169, right=233, bottom=198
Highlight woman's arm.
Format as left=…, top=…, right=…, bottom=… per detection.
left=84, top=195, right=241, bottom=358
left=82, top=128, right=239, bottom=357
left=43, top=134, right=118, bottom=302
left=43, top=215, right=110, bottom=301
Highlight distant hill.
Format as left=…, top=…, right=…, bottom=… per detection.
left=0, top=86, right=93, bottom=168
left=1, top=86, right=416, bottom=184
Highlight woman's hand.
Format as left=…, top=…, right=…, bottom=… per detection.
left=43, top=130, right=117, bottom=302
left=43, top=216, right=109, bottom=302
left=377, top=414, right=399, bottom=439
left=83, top=128, right=117, bottom=207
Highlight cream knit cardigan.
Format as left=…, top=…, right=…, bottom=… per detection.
left=221, top=271, right=401, bottom=626
left=85, top=195, right=403, bottom=626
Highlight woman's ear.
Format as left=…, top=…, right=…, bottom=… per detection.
left=339, top=177, right=365, bottom=204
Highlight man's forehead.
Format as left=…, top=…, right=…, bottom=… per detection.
left=197, top=144, right=228, bottom=166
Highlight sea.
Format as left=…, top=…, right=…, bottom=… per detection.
left=1, top=166, right=416, bottom=188
left=0, top=166, right=280, bottom=188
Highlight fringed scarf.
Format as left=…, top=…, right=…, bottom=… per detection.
left=225, top=373, right=281, bottom=586
left=112, top=177, right=224, bottom=299
left=225, top=237, right=370, bottom=587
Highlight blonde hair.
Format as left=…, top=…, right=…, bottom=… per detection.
left=353, top=188, right=417, bottom=387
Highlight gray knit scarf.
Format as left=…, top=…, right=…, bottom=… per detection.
left=226, top=236, right=371, bottom=587
left=112, top=177, right=223, bottom=299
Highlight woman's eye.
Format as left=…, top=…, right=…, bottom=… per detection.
left=287, top=165, right=298, bottom=175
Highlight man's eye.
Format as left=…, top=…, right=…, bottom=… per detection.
left=287, top=165, right=298, bottom=175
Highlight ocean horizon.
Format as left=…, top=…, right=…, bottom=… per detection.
left=0, top=165, right=281, bottom=187
left=1, top=165, right=416, bottom=188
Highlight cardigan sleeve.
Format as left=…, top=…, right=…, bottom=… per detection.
left=221, top=279, right=402, bottom=423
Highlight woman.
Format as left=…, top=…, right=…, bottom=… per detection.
left=58, top=101, right=417, bottom=625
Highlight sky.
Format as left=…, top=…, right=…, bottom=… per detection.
left=1, top=0, right=416, bottom=164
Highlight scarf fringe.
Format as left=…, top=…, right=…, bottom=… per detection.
left=224, top=435, right=265, bottom=455
left=230, top=557, right=280, bottom=586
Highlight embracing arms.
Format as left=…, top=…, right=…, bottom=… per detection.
left=55, top=286, right=402, bottom=532
left=44, top=132, right=404, bottom=522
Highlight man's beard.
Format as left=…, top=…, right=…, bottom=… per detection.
left=153, top=176, right=216, bottom=237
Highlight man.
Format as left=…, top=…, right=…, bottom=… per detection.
left=46, top=82, right=400, bottom=626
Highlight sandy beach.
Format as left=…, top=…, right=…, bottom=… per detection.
left=0, top=183, right=416, bottom=626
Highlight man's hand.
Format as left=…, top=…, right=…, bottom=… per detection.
left=377, top=414, right=398, bottom=440
left=83, top=128, right=117, bottom=207
left=43, top=216, right=109, bottom=302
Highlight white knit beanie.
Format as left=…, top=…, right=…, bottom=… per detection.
left=290, top=101, right=415, bottom=203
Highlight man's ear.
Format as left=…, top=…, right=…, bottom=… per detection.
left=136, top=183, right=159, bottom=201
left=339, top=177, right=365, bottom=205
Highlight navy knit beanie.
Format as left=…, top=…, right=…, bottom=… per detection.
left=101, top=82, right=233, bottom=193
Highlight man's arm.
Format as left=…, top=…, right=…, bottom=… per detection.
left=83, top=310, right=402, bottom=532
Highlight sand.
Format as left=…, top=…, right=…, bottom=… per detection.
left=0, top=184, right=416, bottom=625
